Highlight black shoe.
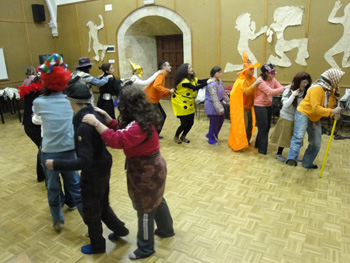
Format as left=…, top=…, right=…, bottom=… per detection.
left=304, top=164, right=318, bottom=169
left=108, top=227, right=129, bottom=241
left=154, top=228, right=175, bottom=238
left=286, top=159, right=297, bottom=166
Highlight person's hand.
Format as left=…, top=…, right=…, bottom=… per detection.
left=82, top=114, right=99, bottom=126
left=94, top=107, right=107, bottom=116
left=158, top=70, right=164, bottom=75
left=331, top=106, right=342, bottom=114
left=335, top=0, right=342, bottom=9
left=45, top=159, right=54, bottom=170
left=94, top=107, right=113, bottom=124
left=254, top=77, right=263, bottom=86
left=107, top=74, right=113, bottom=79
left=207, top=78, right=215, bottom=84
left=169, top=88, right=175, bottom=94
left=292, top=89, right=299, bottom=96
left=334, top=113, right=341, bottom=120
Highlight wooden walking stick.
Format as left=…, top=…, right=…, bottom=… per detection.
left=319, top=119, right=337, bottom=178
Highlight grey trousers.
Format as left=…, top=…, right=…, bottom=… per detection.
left=135, top=198, right=174, bottom=257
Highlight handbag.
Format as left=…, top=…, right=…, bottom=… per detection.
left=195, top=86, right=206, bottom=104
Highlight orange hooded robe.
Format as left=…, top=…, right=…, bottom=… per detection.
left=228, top=73, right=256, bottom=151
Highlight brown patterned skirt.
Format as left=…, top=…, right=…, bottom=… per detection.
left=125, top=151, right=167, bottom=214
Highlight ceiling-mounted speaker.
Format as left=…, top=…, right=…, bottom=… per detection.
left=32, top=4, right=45, bottom=23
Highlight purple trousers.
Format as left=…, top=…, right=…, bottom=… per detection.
left=206, top=114, right=225, bottom=144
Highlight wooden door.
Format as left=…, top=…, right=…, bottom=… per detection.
left=156, top=34, right=183, bottom=89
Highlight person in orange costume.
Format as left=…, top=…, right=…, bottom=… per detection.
left=145, top=60, right=174, bottom=136
left=228, top=51, right=262, bottom=151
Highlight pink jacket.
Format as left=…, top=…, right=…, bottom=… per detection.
left=254, top=78, right=284, bottom=107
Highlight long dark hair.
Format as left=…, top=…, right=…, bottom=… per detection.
left=290, top=72, right=312, bottom=107
left=174, top=63, right=196, bottom=89
left=117, top=87, right=161, bottom=142
left=259, top=63, right=275, bottom=81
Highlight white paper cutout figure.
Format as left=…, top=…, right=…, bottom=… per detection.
left=87, top=15, right=108, bottom=61
left=225, top=13, right=267, bottom=73
left=267, top=6, right=309, bottom=67
left=324, top=1, right=350, bottom=68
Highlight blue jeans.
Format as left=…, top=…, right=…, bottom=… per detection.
left=42, top=150, right=83, bottom=224
left=287, top=111, right=322, bottom=167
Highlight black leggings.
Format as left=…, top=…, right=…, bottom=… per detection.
left=152, top=103, right=166, bottom=134
left=175, top=113, right=195, bottom=137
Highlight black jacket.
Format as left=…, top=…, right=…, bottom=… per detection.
left=54, top=105, right=112, bottom=181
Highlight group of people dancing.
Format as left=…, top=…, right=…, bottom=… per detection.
left=19, top=54, right=174, bottom=259
left=228, top=51, right=343, bottom=170
left=18, top=50, right=344, bottom=259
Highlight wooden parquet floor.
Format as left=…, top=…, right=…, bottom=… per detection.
left=1, top=99, right=350, bottom=263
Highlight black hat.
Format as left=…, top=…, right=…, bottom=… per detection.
left=66, top=83, right=91, bottom=104
left=76, top=57, right=93, bottom=69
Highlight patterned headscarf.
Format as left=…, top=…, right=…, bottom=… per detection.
left=37, top=53, right=67, bottom=74
left=310, top=68, right=345, bottom=108
left=313, top=68, right=344, bottom=91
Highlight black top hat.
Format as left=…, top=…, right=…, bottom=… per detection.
left=76, top=57, right=93, bottom=69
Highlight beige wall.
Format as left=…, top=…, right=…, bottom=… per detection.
left=0, top=0, right=56, bottom=88
left=2, top=0, right=350, bottom=94
left=124, top=35, right=157, bottom=78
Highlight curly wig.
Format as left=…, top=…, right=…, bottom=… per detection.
left=40, top=66, right=71, bottom=93
left=117, top=87, right=161, bottom=143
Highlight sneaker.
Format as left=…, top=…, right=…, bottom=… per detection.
left=275, top=154, right=285, bottom=162
left=68, top=206, right=76, bottom=211
left=128, top=252, right=140, bottom=260
left=208, top=139, right=217, bottom=145
left=304, top=164, right=318, bottom=169
left=286, top=159, right=297, bottom=166
left=128, top=249, right=153, bottom=260
left=174, top=136, right=182, bottom=144
left=53, top=221, right=64, bottom=233
left=180, top=136, right=190, bottom=143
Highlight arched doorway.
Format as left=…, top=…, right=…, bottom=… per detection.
left=117, top=6, right=192, bottom=87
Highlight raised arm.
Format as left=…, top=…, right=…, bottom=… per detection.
left=328, top=1, right=344, bottom=24
left=97, top=14, right=104, bottom=30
